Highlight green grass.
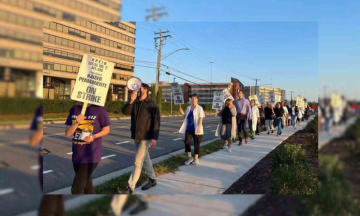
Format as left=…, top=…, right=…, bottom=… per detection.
left=95, top=140, right=223, bottom=194
left=0, top=113, right=34, bottom=122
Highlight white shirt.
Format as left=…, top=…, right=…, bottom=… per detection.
left=283, top=106, right=288, bottom=115
left=179, top=105, right=206, bottom=135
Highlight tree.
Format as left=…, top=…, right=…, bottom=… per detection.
left=106, top=85, right=113, bottom=102
left=151, top=85, right=157, bottom=101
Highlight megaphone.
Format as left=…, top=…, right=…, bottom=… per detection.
left=126, top=77, right=142, bottom=91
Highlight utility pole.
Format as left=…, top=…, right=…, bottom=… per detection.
left=210, top=62, right=213, bottom=83
left=154, top=29, right=171, bottom=96
left=145, top=5, right=168, bottom=21
left=253, top=78, right=261, bottom=94
left=289, top=91, right=294, bottom=103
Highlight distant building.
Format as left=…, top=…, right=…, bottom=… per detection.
left=243, top=86, right=286, bottom=103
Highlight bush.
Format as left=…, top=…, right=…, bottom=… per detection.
left=342, top=117, right=360, bottom=141
left=272, top=144, right=307, bottom=170
left=0, top=97, right=42, bottom=114
left=304, top=115, right=318, bottom=133
left=270, top=162, right=317, bottom=194
left=302, top=155, right=360, bottom=216
left=43, top=99, right=76, bottom=113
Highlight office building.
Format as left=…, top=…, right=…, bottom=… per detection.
left=243, top=86, right=286, bottom=103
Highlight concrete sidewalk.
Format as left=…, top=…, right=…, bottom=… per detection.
left=318, top=116, right=357, bottom=149
left=123, top=195, right=262, bottom=216
left=135, top=116, right=314, bottom=195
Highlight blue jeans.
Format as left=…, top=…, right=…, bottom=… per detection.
left=291, top=115, right=296, bottom=127
left=277, top=117, right=282, bottom=134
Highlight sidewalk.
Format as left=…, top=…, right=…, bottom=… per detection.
left=123, top=195, right=262, bottom=216
left=135, top=116, right=314, bottom=195
left=318, top=116, right=357, bottom=149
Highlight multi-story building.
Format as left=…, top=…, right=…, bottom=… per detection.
left=156, top=78, right=245, bottom=105
left=243, top=86, right=286, bottom=103
left=0, top=0, right=129, bottom=100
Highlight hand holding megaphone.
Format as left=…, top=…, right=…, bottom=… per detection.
left=130, top=91, right=137, bottom=103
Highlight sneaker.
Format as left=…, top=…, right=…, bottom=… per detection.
left=279, top=132, right=282, bottom=135
left=184, top=157, right=193, bottom=166
left=141, top=178, right=157, bottom=191
left=129, top=200, right=149, bottom=215
left=250, top=136, right=254, bottom=140
left=228, top=147, right=232, bottom=153
left=191, top=159, right=199, bottom=165
left=271, top=130, right=274, bottom=134
left=238, top=142, right=242, bottom=146
left=223, top=144, right=228, bottom=150
left=267, top=131, right=270, bottom=135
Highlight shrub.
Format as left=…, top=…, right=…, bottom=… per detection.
left=272, top=144, right=307, bottom=170
left=0, top=97, right=42, bottom=114
left=270, top=162, right=317, bottom=194
left=302, top=155, right=360, bottom=216
left=342, top=117, right=360, bottom=141
left=304, top=115, right=318, bottom=133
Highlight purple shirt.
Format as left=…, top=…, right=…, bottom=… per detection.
left=30, top=104, right=43, bottom=149
left=65, top=105, right=110, bottom=164
left=234, top=98, right=252, bottom=118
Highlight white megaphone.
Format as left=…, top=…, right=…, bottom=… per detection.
left=126, top=77, right=142, bottom=92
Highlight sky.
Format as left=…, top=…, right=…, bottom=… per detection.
left=120, top=0, right=360, bottom=101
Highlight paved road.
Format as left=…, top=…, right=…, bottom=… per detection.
left=43, top=115, right=221, bottom=193
left=0, top=129, right=42, bottom=216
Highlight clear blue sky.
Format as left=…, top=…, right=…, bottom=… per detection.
left=121, top=0, right=360, bottom=101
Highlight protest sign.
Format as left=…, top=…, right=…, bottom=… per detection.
left=212, top=91, right=223, bottom=109
left=71, top=54, right=114, bottom=114
left=258, top=93, right=265, bottom=105
left=222, top=88, right=234, bottom=102
left=331, top=93, right=342, bottom=108
left=249, top=95, right=259, bottom=106
left=296, top=96, right=304, bottom=108
left=268, top=91, right=275, bottom=105
left=275, top=95, right=281, bottom=103
left=170, top=82, right=184, bottom=105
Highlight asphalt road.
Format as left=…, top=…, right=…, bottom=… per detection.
left=43, top=115, right=221, bottom=193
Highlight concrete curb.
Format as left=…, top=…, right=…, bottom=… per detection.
left=47, top=137, right=220, bottom=194
left=17, top=195, right=106, bottom=216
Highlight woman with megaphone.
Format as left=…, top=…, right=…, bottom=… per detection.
left=122, top=78, right=160, bottom=194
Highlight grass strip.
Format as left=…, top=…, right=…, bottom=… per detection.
left=95, top=139, right=223, bottom=194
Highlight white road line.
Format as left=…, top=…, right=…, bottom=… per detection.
left=67, top=152, right=73, bottom=155
left=115, top=141, right=130, bottom=145
left=211, top=130, right=216, bottom=132
left=173, top=138, right=183, bottom=141
left=43, top=170, right=53, bottom=174
left=30, top=165, right=40, bottom=170
left=101, top=154, right=116, bottom=160
left=205, top=126, right=211, bottom=128
left=0, top=188, right=14, bottom=196
left=172, top=132, right=179, bottom=134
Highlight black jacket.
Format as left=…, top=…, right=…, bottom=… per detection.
left=274, top=107, right=284, bottom=117
left=287, top=105, right=292, bottom=115
left=264, top=107, right=274, bottom=119
left=122, top=96, right=160, bottom=141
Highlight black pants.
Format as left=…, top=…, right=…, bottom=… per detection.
left=38, top=195, right=66, bottom=216
left=185, top=131, right=203, bottom=155
left=236, top=114, right=247, bottom=142
left=71, top=163, right=98, bottom=194
left=256, top=120, right=261, bottom=134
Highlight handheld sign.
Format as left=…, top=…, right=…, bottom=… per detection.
left=296, top=96, right=303, bottom=108
left=222, top=89, right=234, bottom=102
left=268, top=91, right=275, bottom=105
left=331, top=93, right=342, bottom=108
left=212, top=91, right=223, bottom=109
left=249, top=95, right=259, bottom=106
left=275, top=95, right=281, bottom=103
left=170, top=82, right=184, bottom=105
left=258, top=93, right=265, bottom=105
left=71, top=54, right=115, bottom=114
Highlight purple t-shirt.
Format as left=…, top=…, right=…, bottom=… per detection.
left=30, top=104, right=43, bottom=149
left=65, top=105, right=110, bottom=164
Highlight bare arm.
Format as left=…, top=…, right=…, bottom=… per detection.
left=65, top=123, right=79, bottom=137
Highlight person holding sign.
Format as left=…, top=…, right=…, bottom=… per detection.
left=249, top=99, right=260, bottom=140
left=234, top=90, right=252, bottom=145
left=179, top=93, right=205, bottom=165
left=122, top=83, right=160, bottom=193
left=274, top=102, right=284, bottom=136
left=65, top=102, right=110, bottom=194
left=215, top=99, right=237, bottom=153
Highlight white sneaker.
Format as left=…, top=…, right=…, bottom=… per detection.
left=223, top=144, right=228, bottom=150
left=228, top=147, right=232, bottom=153
left=184, top=157, right=193, bottom=166
left=191, top=159, right=199, bottom=165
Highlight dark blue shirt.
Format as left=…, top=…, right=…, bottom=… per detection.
left=186, top=110, right=195, bottom=132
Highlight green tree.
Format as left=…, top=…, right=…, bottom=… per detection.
left=151, top=85, right=157, bottom=101
left=106, top=85, right=113, bottom=102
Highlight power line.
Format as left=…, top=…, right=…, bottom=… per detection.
left=145, top=5, right=168, bottom=21
left=161, top=63, right=211, bottom=83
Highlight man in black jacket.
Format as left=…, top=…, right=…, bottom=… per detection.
left=122, top=83, right=160, bottom=193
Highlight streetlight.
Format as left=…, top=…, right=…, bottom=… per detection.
left=161, top=48, right=189, bottom=60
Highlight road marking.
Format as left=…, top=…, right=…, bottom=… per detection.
left=0, top=188, right=14, bottom=196
left=173, top=132, right=179, bottom=134
left=30, top=165, right=40, bottom=170
left=205, top=126, right=211, bottom=128
left=173, top=138, right=182, bottom=141
left=211, top=130, right=216, bottom=132
left=67, top=152, right=73, bottom=155
left=43, top=170, right=53, bottom=174
left=115, top=141, right=130, bottom=145
left=101, top=154, right=116, bottom=160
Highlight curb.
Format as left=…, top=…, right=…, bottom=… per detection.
left=46, top=137, right=220, bottom=194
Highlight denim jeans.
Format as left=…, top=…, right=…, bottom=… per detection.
left=128, top=140, right=156, bottom=190
left=277, top=117, right=282, bottom=134
left=291, top=115, right=296, bottom=127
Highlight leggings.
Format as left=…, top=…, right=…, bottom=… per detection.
left=185, top=131, right=203, bottom=155
left=71, top=163, right=99, bottom=194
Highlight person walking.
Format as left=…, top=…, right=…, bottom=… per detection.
left=179, top=93, right=205, bottom=165
left=122, top=83, right=160, bottom=193
left=65, top=102, right=110, bottom=194
left=234, top=90, right=252, bottom=145
left=274, top=102, right=284, bottom=136
left=291, top=102, right=299, bottom=129
left=255, top=102, right=264, bottom=135
left=264, top=103, right=275, bottom=134
left=286, top=102, right=292, bottom=126
left=249, top=99, right=260, bottom=140
left=215, top=99, right=237, bottom=152
left=283, top=101, right=289, bottom=128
